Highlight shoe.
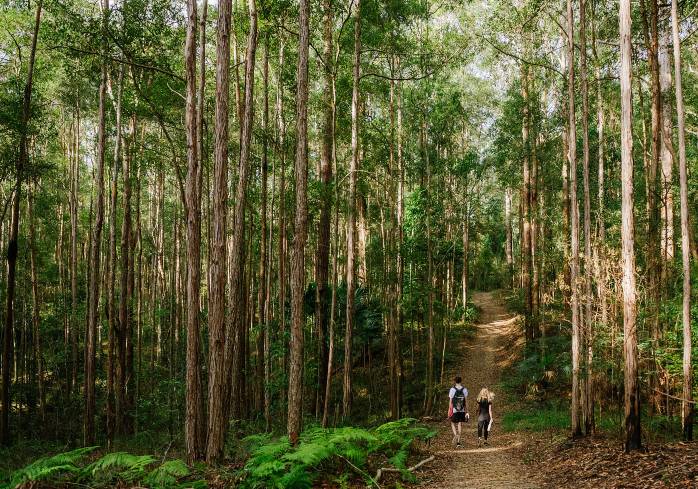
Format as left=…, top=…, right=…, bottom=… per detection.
left=456, top=443, right=462, bottom=448
left=484, top=440, right=489, bottom=446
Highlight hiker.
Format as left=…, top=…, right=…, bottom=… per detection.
left=476, top=387, right=494, bottom=447
left=448, top=376, right=469, bottom=447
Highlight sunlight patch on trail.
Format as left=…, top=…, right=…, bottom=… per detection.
left=435, top=440, right=523, bottom=455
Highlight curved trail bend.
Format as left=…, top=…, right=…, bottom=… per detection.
left=418, top=290, right=539, bottom=489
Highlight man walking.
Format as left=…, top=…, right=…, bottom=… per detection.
left=448, top=376, right=470, bottom=447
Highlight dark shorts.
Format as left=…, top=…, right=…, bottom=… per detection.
left=451, top=412, right=466, bottom=423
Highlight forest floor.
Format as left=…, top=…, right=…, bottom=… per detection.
left=411, top=290, right=541, bottom=488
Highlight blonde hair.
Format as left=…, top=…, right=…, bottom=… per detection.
left=477, top=388, right=494, bottom=402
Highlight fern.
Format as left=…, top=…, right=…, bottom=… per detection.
left=142, top=459, right=189, bottom=488
left=1, top=448, right=204, bottom=489
left=1, top=446, right=98, bottom=489
left=277, top=463, right=314, bottom=489
left=282, top=442, right=334, bottom=466
left=241, top=421, right=434, bottom=488
left=84, top=452, right=156, bottom=482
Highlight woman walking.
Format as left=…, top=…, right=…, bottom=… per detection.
left=476, top=388, right=494, bottom=447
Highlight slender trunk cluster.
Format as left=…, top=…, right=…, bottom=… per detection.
left=579, top=0, right=594, bottom=436
left=670, top=0, right=693, bottom=442
left=84, top=0, right=108, bottom=446
left=566, top=0, right=582, bottom=439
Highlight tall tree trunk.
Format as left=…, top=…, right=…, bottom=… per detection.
left=387, top=72, right=399, bottom=420
left=120, top=116, right=135, bottom=436
left=70, top=97, right=80, bottom=396
left=559, top=12, right=571, bottom=308
left=505, top=187, right=513, bottom=287
left=658, top=23, right=674, bottom=275
left=591, top=0, right=608, bottom=345
left=620, top=0, right=641, bottom=451
left=671, top=0, right=693, bottom=441
left=106, top=65, right=124, bottom=444
left=315, top=0, right=333, bottom=419
left=276, top=37, right=288, bottom=395
left=288, top=0, right=310, bottom=445
left=566, top=0, right=582, bottom=438
left=462, top=203, right=469, bottom=315
left=395, top=76, right=404, bottom=417
left=27, top=185, right=45, bottom=422
left=424, top=123, right=434, bottom=416
left=206, top=0, right=232, bottom=461
left=264, top=56, right=275, bottom=430
left=256, top=33, right=270, bottom=416
left=579, top=0, right=594, bottom=435
left=224, top=0, right=257, bottom=422
left=530, top=81, right=539, bottom=334
left=641, top=0, right=663, bottom=415
left=343, top=0, right=361, bottom=420
left=322, top=130, right=340, bottom=427
left=135, top=163, right=143, bottom=408
left=84, top=0, right=107, bottom=447
left=521, top=64, right=533, bottom=341
left=358, top=197, right=368, bottom=285
left=195, top=0, right=208, bottom=449
left=184, top=0, right=203, bottom=461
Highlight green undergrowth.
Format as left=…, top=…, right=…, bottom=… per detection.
left=0, top=446, right=205, bottom=489
left=503, top=403, right=690, bottom=444
left=238, top=418, right=436, bottom=488
left=502, top=405, right=571, bottom=432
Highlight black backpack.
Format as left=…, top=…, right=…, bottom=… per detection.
left=452, top=387, right=465, bottom=411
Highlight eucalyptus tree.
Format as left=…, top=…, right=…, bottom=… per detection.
left=206, top=0, right=233, bottom=462
left=619, top=0, right=641, bottom=452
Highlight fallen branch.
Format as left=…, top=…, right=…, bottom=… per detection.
left=373, top=455, right=435, bottom=484
left=653, top=388, right=698, bottom=405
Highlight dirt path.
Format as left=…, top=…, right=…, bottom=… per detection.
left=416, top=290, right=539, bottom=488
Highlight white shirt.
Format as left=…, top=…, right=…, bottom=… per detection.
left=449, top=384, right=468, bottom=412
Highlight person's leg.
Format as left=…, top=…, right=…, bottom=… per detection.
left=450, top=422, right=458, bottom=437
left=484, top=420, right=489, bottom=442
left=456, top=422, right=462, bottom=445
left=477, top=420, right=483, bottom=446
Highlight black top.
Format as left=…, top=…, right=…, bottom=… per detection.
left=477, top=399, right=491, bottom=421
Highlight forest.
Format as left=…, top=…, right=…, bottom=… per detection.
left=0, top=0, right=697, bottom=486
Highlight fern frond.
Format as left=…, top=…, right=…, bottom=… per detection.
left=249, top=438, right=291, bottom=461
left=247, top=459, right=286, bottom=479
left=277, top=464, right=314, bottom=489
left=4, top=446, right=99, bottom=488
left=143, top=459, right=190, bottom=489
left=85, top=452, right=156, bottom=481
left=282, top=442, right=333, bottom=466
